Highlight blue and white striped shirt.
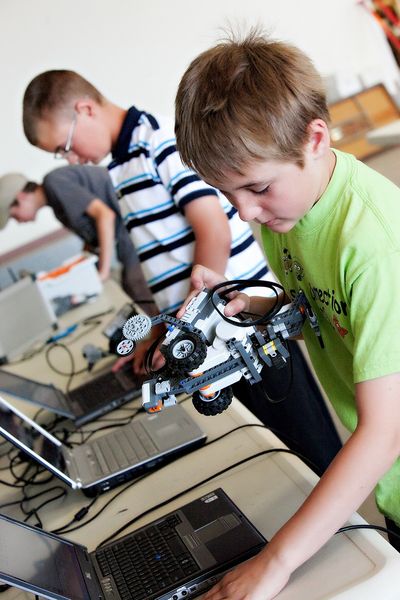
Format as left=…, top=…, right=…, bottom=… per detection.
left=109, top=106, right=269, bottom=312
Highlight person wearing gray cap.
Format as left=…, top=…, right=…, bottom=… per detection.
left=0, top=165, right=155, bottom=310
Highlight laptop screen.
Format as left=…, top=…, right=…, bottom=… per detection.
left=0, top=406, right=33, bottom=449
left=0, top=410, right=66, bottom=473
left=0, top=518, right=88, bottom=600
left=0, top=369, right=71, bottom=417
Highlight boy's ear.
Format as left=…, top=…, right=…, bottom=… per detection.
left=74, top=98, right=98, bottom=117
left=306, top=119, right=330, bottom=158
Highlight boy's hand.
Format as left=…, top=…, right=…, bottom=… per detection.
left=176, top=264, right=251, bottom=319
left=111, top=354, right=133, bottom=373
left=112, top=323, right=166, bottom=375
left=176, top=264, right=225, bottom=317
left=131, top=339, right=165, bottom=374
left=203, top=550, right=290, bottom=600
left=112, top=341, right=165, bottom=375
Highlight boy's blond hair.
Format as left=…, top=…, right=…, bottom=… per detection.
left=23, top=70, right=104, bottom=145
left=175, top=29, right=329, bottom=181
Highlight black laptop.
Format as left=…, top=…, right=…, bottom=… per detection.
left=0, top=365, right=145, bottom=427
left=0, top=488, right=266, bottom=600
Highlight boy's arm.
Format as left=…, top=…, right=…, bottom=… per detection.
left=149, top=123, right=231, bottom=281
left=85, top=199, right=116, bottom=281
left=204, top=372, right=400, bottom=600
left=184, top=197, right=232, bottom=281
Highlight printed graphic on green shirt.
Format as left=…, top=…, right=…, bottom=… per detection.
left=281, top=247, right=349, bottom=340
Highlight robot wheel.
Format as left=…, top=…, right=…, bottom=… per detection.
left=192, top=386, right=233, bottom=416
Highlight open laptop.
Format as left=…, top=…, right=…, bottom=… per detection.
left=0, top=365, right=146, bottom=427
left=0, top=488, right=266, bottom=600
left=0, top=395, right=206, bottom=496
left=0, top=276, right=57, bottom=364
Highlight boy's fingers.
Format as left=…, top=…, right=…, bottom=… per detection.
left=133, top=346, right=165, bottom=374
left=224, top=293, right=249, bottom=317
left=111, top=355, right=133, bottom=372
left=191, top=264, right=226, bottom=290
left=176, top=288, right=201, bottom=318
left=176, top=265, right=227, bottom=319
left=152, top=349, right=166, bottom=371
left=190, top=270, right=209, bottom=291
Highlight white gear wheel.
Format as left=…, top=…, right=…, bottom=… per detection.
left=122, top=314, right=152, bottom=341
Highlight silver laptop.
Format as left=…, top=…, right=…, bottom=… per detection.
left=0, top=365, right=146, bottom=427
left=0, top=488, right=266, bottom=600
left=0, top=277, right=57, bottom=363
left=0, top=396, right=206, bottom=495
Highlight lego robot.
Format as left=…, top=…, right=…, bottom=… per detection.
left=115, top=283, right=322, bottom=416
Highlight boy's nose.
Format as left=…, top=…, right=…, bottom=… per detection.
left=236, top=202, right=262, bottom=223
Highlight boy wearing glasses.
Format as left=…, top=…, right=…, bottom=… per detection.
left=22, top=71, right=270, bottom=316
left=20, top=69, right=342, bottom=476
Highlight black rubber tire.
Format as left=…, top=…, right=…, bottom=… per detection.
left=192, top=386, right=233, bottom=416
left=161, top=332, right=207, bottom=374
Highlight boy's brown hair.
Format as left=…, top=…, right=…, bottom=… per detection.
left=175, top=29, right=329, bottom=182
left=23, top=70, right=104, bottom=145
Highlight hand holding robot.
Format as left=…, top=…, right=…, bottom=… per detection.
left=115, top=269, right=323, bottom=416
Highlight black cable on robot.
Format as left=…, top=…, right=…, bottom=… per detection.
left=210, top=279, right=286, bottom=327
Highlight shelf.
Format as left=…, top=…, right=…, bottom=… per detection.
left=329, top=84, right=400, bottom=159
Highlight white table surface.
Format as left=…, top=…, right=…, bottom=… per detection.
left=1, top=280, right=400, bottom=599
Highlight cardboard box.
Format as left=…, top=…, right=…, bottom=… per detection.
left=37, top=253, right=102, bottom=302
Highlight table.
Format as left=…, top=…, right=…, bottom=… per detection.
left=1, top=280, right=400, bottom=599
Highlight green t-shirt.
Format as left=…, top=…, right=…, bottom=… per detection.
left=262, top=149, right=400, bottom=523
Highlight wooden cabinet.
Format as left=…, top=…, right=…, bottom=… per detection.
left=329, top=84, right=400, bottom=159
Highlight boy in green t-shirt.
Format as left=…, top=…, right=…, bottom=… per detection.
left=175, top=29, right=400, bottom=599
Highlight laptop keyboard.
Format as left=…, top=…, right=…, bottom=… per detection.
left=68, top=374, right=126, bottom=410
left=87, top=421, right=159, bottom=475
left=96, top=514, right=200, bottom=599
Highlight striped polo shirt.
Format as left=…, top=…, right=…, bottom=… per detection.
left=108, top=106, right=269, bottom=313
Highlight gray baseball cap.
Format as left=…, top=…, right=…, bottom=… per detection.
left=0, top=173, right=28, bottom=228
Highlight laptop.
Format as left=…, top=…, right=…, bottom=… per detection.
left=0, top=395, right=206, bottom=496
left=0, top=365, right=146, bottom=427
left=0, top=488, right=266, bottom=600
left=0, top=276, right=57, bottom=364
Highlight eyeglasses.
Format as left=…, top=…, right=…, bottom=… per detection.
left=54, top=112, right=77, bottom=159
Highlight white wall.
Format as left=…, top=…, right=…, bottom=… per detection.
left=1, top=0, right=399, bottom=252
